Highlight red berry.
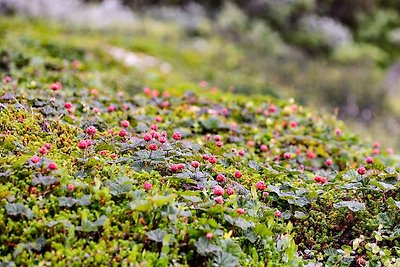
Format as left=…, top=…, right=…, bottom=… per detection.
left=226, top=188, right=234, bottom=195
left=107, top=105, right=115, bottom=112
left=191, top=161, right=200, bottom=168
left=143, top=133, right=152, bottom=142
left=48, top=162, right=57, bottom=170
left=50, top=82, right=62, bottom=91
left=325, top=159, right=333, bottom=166
left=269, top=104, right=277, bottom=113
left=39, top=147, right=47, bottom=155
left=236, top=208, right=245, bottom=215
left=30, top=155, right=41, bottom=164
left=155, top=116, right=163, bottom=123
left=216, top=141, right=223, bottom=147
left=314, top=175, right=328, bottom=184
left=110, top=153, right=117, bottom=159
left=255, top=181, right=267, bottom=191
left=234, top=170, right=242, bottom=178
left=99, top=150, right=107, bottom=156
left=206, top=232, right=213, bottom=240
left=214, top=135, right=221, bottom=142
left=260, top=144, right=268, bottom=152
left=64, top=102, right=73, bottom=109
left=172, top=132, right=182, bottom=140
left=283, top=152, right=292, bottom=160
left=365, top=157, right=374, bottom=164
left=208, top=156, right=218, bottom=164
left=307, top=151, right=316, bottom=159
left=144, top=182, right=152, bottom=191
left=150, top=124, right=158, bottom=131
left=86, top=126, right=97, bottom=136
left=216, top=174, right=226, bottom=182
left=67, top=184, right=75, bottom=191
left=44, top=143, right=52, bottom=150
left=238, top=150, right=245, bottom=156
left=85, top=139, right=93, bottom=147
left=121, top=120, right=129, bottom=128
left=78, top=140, right=87, bottom=149
left=357, top=167, right=367, bottom=175
left=214, top=196, right=224, bottom=204
left=119, top=129, right=127, bottom=137
left=247, top=140, right=254, bottom=147
left=159, top=136, right=167, bottom=144
left=213, top=186, right=224, bottom=196
left=148, top=144, right=158, bottom=151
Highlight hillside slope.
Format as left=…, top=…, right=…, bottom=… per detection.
left=0, top=17, right=400, bottom=267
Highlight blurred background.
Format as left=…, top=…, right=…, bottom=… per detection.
left=1, top=0, right=400, bottom=148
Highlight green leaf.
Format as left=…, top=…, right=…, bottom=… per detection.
left=32, top=175, right=58, bottom=186
left=212, top=252, right=239, bottom=267
left=254, top=223, right=273, bottom=237
left=146, top=229, right=167, bottom=243
left=5, top=203, right=34, bottom=219
left=195, top=237, right=221, bottom=256
left=342, top=170, right=359, bottom=180
left=333, top=201, right=365, bottom=212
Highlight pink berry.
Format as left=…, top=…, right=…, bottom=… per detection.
left=48, top=162, right=57, bottom=170
left=357, top=167, right=367, bottom=175
left=214, top=135, right=221, bottom=142
left=269, top=104, right=277, bottom=113
left=155, top=116, right=163, bottom=123
left=226, top=188, right=234, bottom=195
left=191, top=161, right=200, bottom=168
left=78, top=140, right=87, bottom=149
left=255, top=181, right=267, bottom=191
left=238, top=150, right=245, bottom=156
left=148, top=144, right=158, bottom=151
left=64, top=102, right=73, bottom=109
left=143, top=87, right=152, bottom=95
left=93, top=107, right=100, bottom=114
left=205, top=134, right=211, bottom=141
left=325, top=159, right=333, bottom=166
left=107, top=105, right=115, bottom=112
left=143, top=133, right=152, bottom=142
left=314, top=175, right=328, bottom=184
left=85, top=139, right=93, bottom=147
left=283, top=152, right=292, bottom=160
left=99, top=150, right=107, bottom=156
left=290, top=121, right=297, bottom=128
left=143, top=182, right=152, bottom=191
left=216, top=141, right=223, bottom=147
left=206, top=232, right=213, bottom=240
left=159, top=136, right=167, bottom=144
left=260, top=144, right=268, bottom=152
left=387, top=148, right=394, bottom=155
left=86, top=126, right=97, bottom=136
left=213, top=186, right=224, bottom=196
left=274, top=210, right=282, bottom=217
left=214, top=196, right=224, bottom=204
left=119, top=129, right=127, bottom=137
left=365, top=157, right=373, bottom=164
left=208, top=156, right=218, bottom=164
left=50, top=82, right=62, bottom=91
left=161, top=101, right=169, bottom=108
left=67, top=184, right=75, bottom=191
left=150, top=124, right=158, bottom=131
left=110, top=153, right=117, bottom=159
left=216, top=174, right=226, bottom=182
left=39, top=147, right=47, bottom=154
left=263, top=191, right=269, bottom=198
left=247, top=140, right=254, bottom=147
left=44, top=143, right=52, bottom=150
left=373, top=148, right=379, bottom=155
left=373, top=141, right=380, bottom=148
left=30, top=155, right=41, bottom=164
left=236, top=208, right=245, bottom=215
left=234, top=170, right=242, bottom=179
left=4, top=76, right=11, bottom=83
left=172, top=132, right=182, bottom=140
left=121, top=120, right=129, bottom=128
left=335, top=128, right=341, bottom=136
